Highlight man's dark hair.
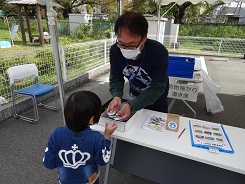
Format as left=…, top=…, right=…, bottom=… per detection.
left=114, top=12, right=148, bottom=37
left=64, top=91, right=102, bottom=132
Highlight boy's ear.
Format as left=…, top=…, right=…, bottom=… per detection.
left=88, top=116, right=94, bottom=125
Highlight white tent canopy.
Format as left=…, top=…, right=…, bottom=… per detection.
left=155, top=0, right=245, bottom=5
left=151, top=0, right=245, bottom=41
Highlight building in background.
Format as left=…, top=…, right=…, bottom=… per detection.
left=205, top=1, right=245, bottom=25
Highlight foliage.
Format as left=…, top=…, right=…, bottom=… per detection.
left=181, top=3, right=201, bottom=24
left=73, top=23, right=93, bottom=39
left=179, top=24, right=245, bottom=39
left=123, top=0, right=227, bottom=24
left=94, top=0, right=117, bottom=15
left=0, top=18, right=49, bottom=35
left=60, top=20, right=111, bottom=41
left=34, top=49, right=56, bottom=75
left=0, top=0, right=16, bottom=15
left=58, top=20, right=71, bottom=36
left=124, top=0, right=193, bottom=23
left=55, top=0, right=117, bottom=19
left=124, top=0, right=147, bottom=13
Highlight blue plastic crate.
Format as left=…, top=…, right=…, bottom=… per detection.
left=168, top=56, right=195, bottom=78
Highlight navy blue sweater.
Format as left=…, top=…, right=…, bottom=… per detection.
left=109, top=38, right=169, bottom=112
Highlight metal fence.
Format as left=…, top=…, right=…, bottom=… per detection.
left=0, top=39, right=114, bottom=104
left=64, top=21, right=112, bottom=39
left=0, top=36, right=244, bottom=105
left=0, top=19, right=112, bottom=40
left=149, top=35, right=245, bottom=56
left=60, top=39, right=113, bottom=81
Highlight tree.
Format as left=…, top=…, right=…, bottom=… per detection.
left=55, top=0, right=79, bottom=18
left=173, top=2, right=192, bottom=23
left=55, top=0, right=117, bottom=19
left=0, top=0, right=17, bottom=16
left=124, top=0, right=157, bottom=14
left=124, top=0, right=193, bottom=23
left=95, top=0, right=117, bottom=15
left=123, top=0, right=226, bottom=24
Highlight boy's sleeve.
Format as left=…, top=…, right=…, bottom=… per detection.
left=43, top=133, right=56, bottom=170
left=94, top=135, right=112, bottom=166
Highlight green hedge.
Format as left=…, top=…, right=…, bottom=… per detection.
left=179, top=24, right=245, bottom=39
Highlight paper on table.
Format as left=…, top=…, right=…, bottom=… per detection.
left=143, top=115, right=166, bottom=133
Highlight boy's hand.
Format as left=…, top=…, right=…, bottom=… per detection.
left=104, top=122, right=117, bottom=139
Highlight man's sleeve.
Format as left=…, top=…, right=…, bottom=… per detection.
left=109, top=45, right=124, bottom=99
left=128, top=81, right=167, bottom=112
left=109, top=76, right=124, bottom=99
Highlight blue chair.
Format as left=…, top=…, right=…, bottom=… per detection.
left=7, top=64, right=59, bottom=123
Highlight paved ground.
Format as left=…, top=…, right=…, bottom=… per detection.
left=0, top=55, right=245, bottom=184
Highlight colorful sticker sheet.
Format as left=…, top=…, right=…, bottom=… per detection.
left=143, top=115, right=166, bottom=133
left=189, top=120, right=234, bottom=153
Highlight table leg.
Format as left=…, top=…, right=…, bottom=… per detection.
left=168, top=98, right=196, bottom=118
left=104, top=138, right=117, bottom=184
left=168, top=98, right=176, bottom=112
left=181, top=99, right=196, bottom=118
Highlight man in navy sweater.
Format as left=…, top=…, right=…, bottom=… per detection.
left=107, top=12, right=169, bottom=120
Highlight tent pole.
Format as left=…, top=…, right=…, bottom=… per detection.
left=117, top=0, right=122, bottom=18
left=156, top=2, right=161, bottom=41
left=161, top=2, right=177, bottom=17
left=46, top=0, right=66, bottom=125
left=5, top=16, right=13, bottom=45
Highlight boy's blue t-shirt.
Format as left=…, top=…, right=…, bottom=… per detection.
left=43, top=126, right=111, bottom=183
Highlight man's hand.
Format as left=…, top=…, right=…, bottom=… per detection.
left=116, top=103, right=131, bottom=120
left=104, top=122, right=117, bottom=139
left=107, top=97, right=121, bottom=114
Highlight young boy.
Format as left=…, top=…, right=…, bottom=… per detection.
left=43, top=91, right=117, bottom=184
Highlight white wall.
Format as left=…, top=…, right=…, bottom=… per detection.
left=68, top=14, right=93, bottom=33
left=145, top=16, right=167, bottom=44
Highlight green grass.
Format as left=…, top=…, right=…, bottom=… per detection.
left=0, top=29, right=45, bottom=54
left=0, top=29, right=23, bottom=41
left=0, top=29, right=96, bottom=55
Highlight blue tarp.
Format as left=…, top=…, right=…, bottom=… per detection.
left=0, top=41, right=11, bottom=48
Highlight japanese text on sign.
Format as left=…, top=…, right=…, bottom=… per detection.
left=168, top=82, right=199, bottom=102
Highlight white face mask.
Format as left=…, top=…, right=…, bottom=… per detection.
left=120, top=47, right=141, bottom=60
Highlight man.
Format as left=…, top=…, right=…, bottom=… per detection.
left=107, top=12, right=169, bottom=120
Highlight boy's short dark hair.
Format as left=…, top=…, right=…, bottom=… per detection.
left=64, top=91, right=102, bottom=132
left=114, top=12, right=148, bottom=37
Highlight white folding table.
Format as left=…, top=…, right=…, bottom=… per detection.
left=92, top=109, right=245, bottom=184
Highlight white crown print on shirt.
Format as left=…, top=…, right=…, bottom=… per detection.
left=59, top=144, right=91, bottom=169
left=102, top=147, right=111, bottom=163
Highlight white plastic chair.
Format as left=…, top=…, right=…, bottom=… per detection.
left=7, top=64, right=59, bottom=123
